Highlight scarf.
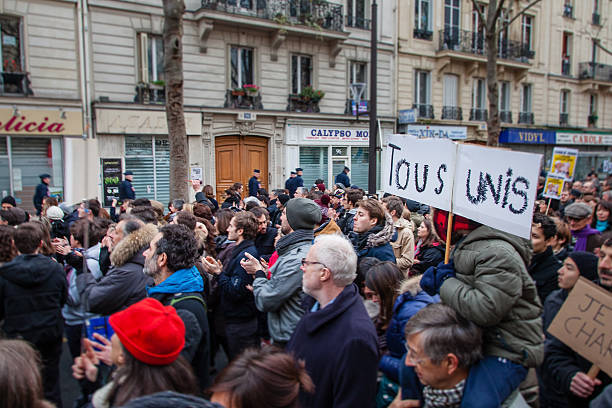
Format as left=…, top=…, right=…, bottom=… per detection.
left=422, top=379, right=465, bottom=408
left=596, top=220, right=608, bottom=233
left=354, top=225, right=384, bottom=251
left=147, top=265, right=203, bottom=295
left=276, top=229, right=314, bottom=255
left=572, top=225, right=601, bottom=252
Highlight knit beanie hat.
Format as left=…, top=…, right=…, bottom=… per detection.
left=46, top=206, right=64, bottom=221
left=109, top=298, right=185, bottom=366
left=285, top=198, right=322, bottom=230
left=1, top=196, right=16, bottom=207
left=567, top=251, right=599, bottom=282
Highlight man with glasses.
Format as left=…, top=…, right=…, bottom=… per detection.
left=394, top=303, right=529, bottom=407
left=286, top=234, right=378, bottom=408
left=564, top=202, right=602, bottom=253
left=249, top=206, right=277, bottom=258
left=242, top=198, right=320, bottom=347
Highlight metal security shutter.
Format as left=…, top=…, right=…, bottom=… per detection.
left=11, top=137, right=54, bottom=188
left=154, top=138, right=170, bottom=205
left=299, top=147, right=328, bottom=188
left=125, top=135, right=155, bottom=202
left=0, top=137, right=9, bottom=197
left=350, top=147, right=369, bottom=190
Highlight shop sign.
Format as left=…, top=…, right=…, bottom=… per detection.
left=304, top=127, right=369, bottom=142
left=499, top=128, right=556, bottom=144
left=398, top=109, right=417, bottom=124
left=101, top=158, right=122, bottom=207
left=96, top=109, right=202, bottom=135
left=556, top=132, right=612, bottom=146
left=0, top=108, right=83, bottom=136
left=406, top=125, right=467, bottom=140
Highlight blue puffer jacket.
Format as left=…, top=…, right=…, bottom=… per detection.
left=379, top=276, right=438, bottom=382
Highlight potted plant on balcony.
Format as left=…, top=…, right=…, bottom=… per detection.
left=232, top=87, right=245, bottom=96
left=243, top=84, right=260, bottom=96
left=299, top=86, right=325, bottom=103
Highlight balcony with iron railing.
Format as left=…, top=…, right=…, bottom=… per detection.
left=345, top=15, right=370, bottom=30
left=500, top=110, right=513, bottom=123
left=438, top=29, right=534, bottom=64
left=578, top=62, right=612, bottom=83
left=562, top=58, right=571, bottom=76
left=412, top=104, right=434, bottom=119
left=560, top=113, right=569, bottom=126
left=200, top=0, right=344, bottom=32
left=588, top=114, right=598, bottom=127
left=1, top=71, right=34, bottom=95
left=441, top=106, right=462, bottom=121
left=470, top=108, right=488, bottom=121
left=414, top=28, right=433, bottom=41
left=563, top=4, right=573, bottom=19
left=518, top=112, right=534, bottom=125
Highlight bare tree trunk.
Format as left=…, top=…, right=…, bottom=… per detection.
left=163, top=0, right=188, bottom=201
left=486, top=0, right=500, bottom=147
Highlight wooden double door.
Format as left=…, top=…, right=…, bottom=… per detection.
left=215, top=135, right=268, bottom=201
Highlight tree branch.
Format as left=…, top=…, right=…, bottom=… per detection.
left=493, top=0, right=507, bottom=25
left=497, top=0, right=542, bottom=35
left=470, top=0, right=487, bottom=29
left=595, top=39, right=612, bottom=57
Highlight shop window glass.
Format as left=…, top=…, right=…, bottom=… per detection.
left=0, top=136, right=9, bottom=198
left=350, top=147, right=369, bottom=190
left=299, top=147, right=328, bottom=188
left=231, top=46, right=254, bottom=89
left=125, top=135, right=169, bottom=204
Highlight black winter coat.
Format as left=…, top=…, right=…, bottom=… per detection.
left=0, top=254, right=67, bottom=346
left=411, top=243, right=444, bottom=275
left=528, top=246, right=561, bottom=303
left=215, top=240, right=259, bottom=322
left=255, top=226, right=277, bottom=258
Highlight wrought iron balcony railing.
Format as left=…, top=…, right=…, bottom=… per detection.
left=562, top=59, right=571, bottom=76
left=224, top=89, right=264, bottom=110
left=588, top=114, right=598, bottom=127
left=438, top=29, right=534, bottom=62
left=500, top=110, right=513, bottom=123
left=579, top=62, right=612, bottom=82
left=441, top=106, right=462, bottom=120
left=518, top=112, right=534, bottom=125
left=1, top=72, right=34, bottom=95
left=559, top=113, right=569, bottom=126
left=470, top=108, right=488, bottom=121
left=134, top=83, right=165, bottom=104
left=413, top=28, right=433, bottom=41
left=201, top=0, right=344, bottom=32
left=592, top=13, right=601, bottom=25
left=413, top=104, right=434, bottom=119
left=345, top=15, right=370, bottom=30
left=287, top=94, right=321, bottom=113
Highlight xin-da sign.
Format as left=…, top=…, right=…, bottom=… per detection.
left=0, top=108, right=83, bottom=136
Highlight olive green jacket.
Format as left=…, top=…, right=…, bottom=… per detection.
left=440, top=225, right=544, bottom=367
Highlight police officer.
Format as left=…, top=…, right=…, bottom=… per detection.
left=119, top=170, right=136, bottom=201
left=248, top=169, right=261, bottom=197
left=34, top=173, right=51, bottom=216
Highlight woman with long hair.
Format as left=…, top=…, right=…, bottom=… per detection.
left=0, top=339, right=54, bottom=408
left=0, top=225, right=17, bottom=266
left=590, top=199, right=612, bottom=242
left=222, top=183, right=243, bottom=209
left=210, top=346, right=314, bottom=408
left=409, top=218, right=444, bottom=276
left=364, top=261, right=436, bottom=407
left=73, top=298, right=198, bottom=407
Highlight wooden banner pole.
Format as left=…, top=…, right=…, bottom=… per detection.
left=587, top=365, right=600, bottom=380
left=444, top=212, right=454, bottom=264
left=546, top=198, right=552, bottom=215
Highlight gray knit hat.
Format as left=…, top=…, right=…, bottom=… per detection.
left=564, top=202, right=593, bottom=219
left=285, top=198, right=322, bottom=230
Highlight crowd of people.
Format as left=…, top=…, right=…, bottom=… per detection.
left=0, top=166, right=611, bottom=408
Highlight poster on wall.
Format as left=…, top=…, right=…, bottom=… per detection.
left=101, top=158, right=122, bottom=207
left=550, top=147, right=578, bottom=180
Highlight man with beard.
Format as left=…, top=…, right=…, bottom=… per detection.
left=144, top=223, right=210, bottom=389
left=249, top=206, right=277, bottom=259
left=242, top=198, right=321, bottom=347
left=286, top=234, right=378, bottom=407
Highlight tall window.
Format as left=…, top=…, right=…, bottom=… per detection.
left=562, top=33, right=572, bottom=75
left=0, top=15, right=27, bottom=94
left=472, top=3, right=486, bottom=52
left=521, top=15, right=533, bottom=50
left=443, top=74, right=459, bottom=108
left=230, top=46, right=254, bottom=88
left=138, top=33, right=164, bottom=84
left=589, top=94, right=598, bottom=126
left=414, top=0, right=432, bottom=34
left=499, top=81, right=510, bottom=112
left=498, top=9, right=509, bottom=57
left=414, top=71, right=431, bottom=106
left=292, top=55, right=312, bottom=94
left=349, top=61, right=368, bottom=97
left=347, top=0, right=369, bottom=29
left=560, top=90, right=570, bottom=125
left=228, top=0, right=253, bottom=9
left=521, top=84, right=532, bottom=113
left=444, top=0, right=461, bottom=47
left=472, top=78, right=486, bottom=109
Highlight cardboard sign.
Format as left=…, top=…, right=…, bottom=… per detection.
left=384, top=135, right=456, bottom=212
left=543, top=174, right=566, bottom=200
left=548, top=277, right=612, bottom=377
left=550, top=147, right=578, bottom=181
left=452, top=144, right=541, bottom=239
left=384, top=135, right=542, bottom=238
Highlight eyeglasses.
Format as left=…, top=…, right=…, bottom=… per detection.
left=404, top=342, right=427, bottom=366
left=566, top=217, right=583, bottom=222
left=301, top=258, right=327, bottom=268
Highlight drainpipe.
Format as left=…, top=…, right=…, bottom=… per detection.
left=77, top=0, right=94, bottom=202
left=393, top=0, right=399, bottom=130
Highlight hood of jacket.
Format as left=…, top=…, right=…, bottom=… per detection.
left=398, top=275, right=424, bottom=297
left=365, top=214, right=396, bottom=249
left=120, top=391, right=222, bottom=408
left=394, top=216, right=413, bottom=232
left=458, top=225, right=532, bottom=267
left=0, top=254, right=60, bottom=288
left=110, top=223, right=158, bottom=267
